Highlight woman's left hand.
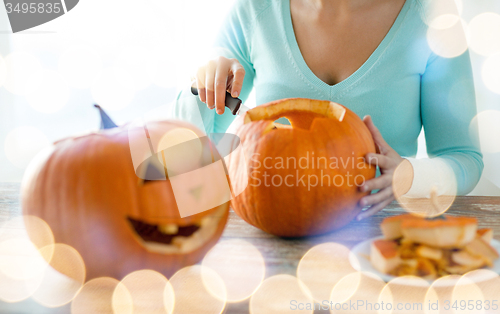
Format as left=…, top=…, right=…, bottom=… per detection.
left=356, top=115, right=404, bottom=220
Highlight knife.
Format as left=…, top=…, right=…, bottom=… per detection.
left=191, top=86, right=249, bottom=116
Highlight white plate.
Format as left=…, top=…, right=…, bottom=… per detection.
left=349, top=236, right=500, bottom=286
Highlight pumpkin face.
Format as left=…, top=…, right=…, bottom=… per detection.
left=227, top=98, right=376, bottom=237
left=21, top=110, right=230, bottom=280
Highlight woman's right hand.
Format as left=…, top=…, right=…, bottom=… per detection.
left=195, top=56, right=246, bottom=115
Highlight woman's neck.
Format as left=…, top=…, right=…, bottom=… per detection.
left=295, top=0, right=373, bottom=23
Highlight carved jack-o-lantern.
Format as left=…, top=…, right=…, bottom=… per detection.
left=227, top=98, right=376, bottom=237
left=21, top=106, right=229, bottom=280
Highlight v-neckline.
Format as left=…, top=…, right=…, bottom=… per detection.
left=281, top=0, right=411, bottom=94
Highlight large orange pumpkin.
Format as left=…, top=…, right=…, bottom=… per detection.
left=227, top=98, right=376, bottom=237
left=21, top=106, right=230, bottom=280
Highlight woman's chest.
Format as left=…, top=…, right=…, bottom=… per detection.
left=290, top=0, right=406, bottom=86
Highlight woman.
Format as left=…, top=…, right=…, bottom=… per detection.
left=173, top=0, right=483, bottom=219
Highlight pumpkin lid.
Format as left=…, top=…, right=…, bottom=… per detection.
left=243, top=98, right=347, bottom=130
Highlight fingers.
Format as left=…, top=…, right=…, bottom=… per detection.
left=356, top=196, right=394, bottom=221
left=360, top=186, right=393, bottom=207
left=363, top=115, right=389, bottom=154
left=352, top=116, right=403, bottom=221
left=230, top=60, right=245, bottom=98
left=359, top=173, right=392, bottom=193
left=195, top=56, right=245, bottom=115
left=215, top=58, right=231, bottom=114
left=205, top=60, right=217, bottom=109
left=365, top=153, right=393, bottom=170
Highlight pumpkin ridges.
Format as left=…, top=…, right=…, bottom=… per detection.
left=65, top=137, right=133, bottom=277
left=231, top=121, right=257, bottom=227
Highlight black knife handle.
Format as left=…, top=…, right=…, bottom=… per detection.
left=191, top=86, right=242, bottom=115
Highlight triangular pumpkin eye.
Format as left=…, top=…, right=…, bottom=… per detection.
left=144, top=159, right=167, bottom=183
left=137, top=155, right=168, bottom=184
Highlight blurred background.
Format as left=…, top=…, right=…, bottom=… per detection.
left=0, top=0, right=499, bottom=196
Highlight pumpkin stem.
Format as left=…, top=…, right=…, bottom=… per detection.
left=94, top=104, right=118, bottom=129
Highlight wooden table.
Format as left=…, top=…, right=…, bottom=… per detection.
left=1, top=182, right=499, bottom=313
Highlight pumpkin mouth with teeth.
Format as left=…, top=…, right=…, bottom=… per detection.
left=21, top=105, right=230, bottom=280
left=127, top=204, right=228, bottom=254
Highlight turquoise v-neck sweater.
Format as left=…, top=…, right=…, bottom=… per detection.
left=173, top=0, right=483, bottom=195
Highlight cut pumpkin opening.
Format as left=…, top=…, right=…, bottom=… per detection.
left=244, top=98, right=347, bottom=130
left=128, top=217, right=200, bottom=245
left=127, top=205, right=227, bottom=254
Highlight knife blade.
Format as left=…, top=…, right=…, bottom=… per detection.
left=191, top=86, right=249, bottom=116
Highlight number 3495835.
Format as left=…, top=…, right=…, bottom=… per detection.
left=5, top=3, right=62, bottom=14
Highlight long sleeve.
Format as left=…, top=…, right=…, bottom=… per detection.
left=172, top=0, right=256, bottom=135
left=409, top=49, right=484, bottom=196
left=170, top=0, right=484, bottom=197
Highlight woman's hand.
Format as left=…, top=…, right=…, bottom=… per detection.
left=195, top=56, right=245, bottom=115
left=356, top=115, right=404, bottom=220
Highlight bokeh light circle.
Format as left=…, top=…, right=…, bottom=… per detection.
left=32, top=244, right=86, bottom=308
left=297, top=242, right=356, bottom=302
left=157, top=128, right=203, bottom=176
left=201, top=239, right=265, bottom=302
left=424, top=275, right=462, bottom=314
left=0, top=269, right=43, bottom=303
left=469, top=110, right=500, bottom=154
left=427, top=17, right=469, bottom=58
left=91, top=67, right=136, bottom=111
left=459, top=269, right=500, bottom=314
left=329, top=271, right=385, bottom=314
left=3, top=52, right=42, bottom=95
left=25, top=70, right=70, bottom=113
left=112, top=269, right=173, bottom=314
left=0, top=215, right=54, bottom=282
left=378, top=276, right=430, bottom=314
left=482, top=55, right=500, bottom=95
left=71, top=277, right=121, bottom=314
left=452, top=275, right=485, bottom=314
left=4, top=126, right=50, bottom=169
left=0, top=215, right=54, bottom=280
left=169, top=265, right=226, bottom=314
left=0, top=238, right=47, bottom=280
left=0, top=216, right=52, bottom=303
left=58, top=45, right=103, bottom=89
left=111, top=280, right=133, bottom=314
left=429, top=14, right=461, bottom=30
left=469, top=13, right=500, bottom=57
left=329, top=272, right=362, bottom=304
left=250, top=274, right=313, bottom=314
left=0, top=215, right=54, bottom=251
left=421, top=0, right=463, bottom=26
left=393, top=159, right=456, bottom=217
